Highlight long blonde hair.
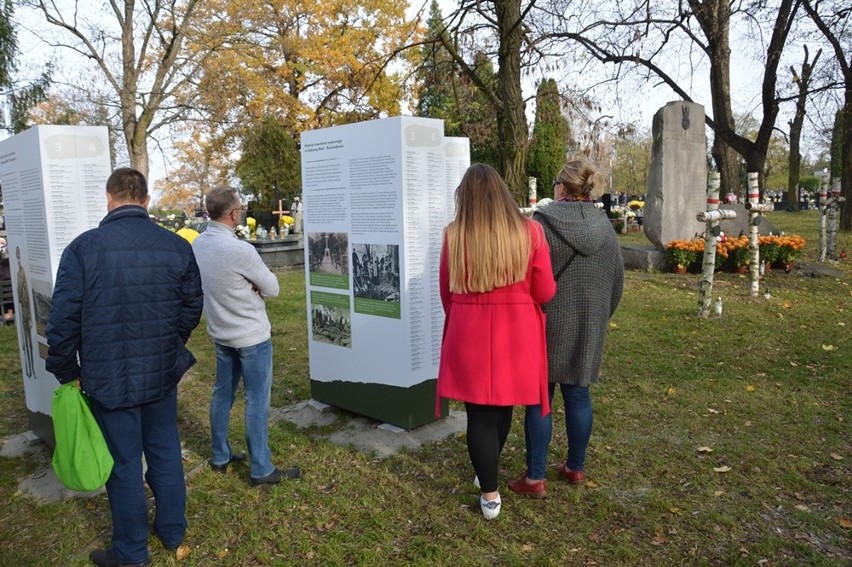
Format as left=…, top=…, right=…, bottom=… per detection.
left=445, top=164, right=531, bottom=293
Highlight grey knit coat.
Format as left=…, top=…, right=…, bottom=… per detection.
left=533, top=202, right=624, bottom=386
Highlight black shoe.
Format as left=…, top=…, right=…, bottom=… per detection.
left=250, top=467, right=301, bottom=486
left=209, top=451, right=247, bottom=473
left=89, top=549, right=150, bottom=567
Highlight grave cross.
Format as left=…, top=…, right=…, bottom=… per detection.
left=272, top=199, right=290, bottom=234
left=744, top=172, right=774, bottom=297
left=696, top=171, right=737, bottom=318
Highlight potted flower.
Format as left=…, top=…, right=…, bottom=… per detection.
left=758, top=235, right=780, bottom=272
left=725, top=236, right=750, bottom=273
left=776, top=234, right=806, bottom=271
left=665, top=240, right=699, bottom=273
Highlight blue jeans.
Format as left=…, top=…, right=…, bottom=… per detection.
left=523, top=383, right=593, bottom=480
left=211, top=339, right=274, bottom=479
left=91, top=389, right=186, bottom=564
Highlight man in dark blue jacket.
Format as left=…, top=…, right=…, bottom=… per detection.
left=46, top=168, right=203, bottom=567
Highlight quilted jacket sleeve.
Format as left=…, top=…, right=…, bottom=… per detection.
left=45, top=246, right=84, bottom=384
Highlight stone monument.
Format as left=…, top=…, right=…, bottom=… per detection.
left=644, top=101, right=708, bottom=248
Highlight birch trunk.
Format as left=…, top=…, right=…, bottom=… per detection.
left=818, top=175, right=828, bottom=262
left=698, top=172, right=721, bottom=318
left=748, top=172, right=761, bottom=297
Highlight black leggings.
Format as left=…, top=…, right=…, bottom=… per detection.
left=464, top=402, right=514, bottom=493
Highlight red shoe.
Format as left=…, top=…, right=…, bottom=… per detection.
left=508, top=473, right=547, bottom=498
left=556, top=463, right=585, bottom=485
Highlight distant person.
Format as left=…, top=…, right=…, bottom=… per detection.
left=436, top=163, right=556, bottom=519
left=509, top=157, right=624, bottom=498
left=193, top=185, right=300, bottom=485
left=46, top=167, right=204, bottom=567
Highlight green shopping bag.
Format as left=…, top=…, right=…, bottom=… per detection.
left=51, top=383, right=114, bottom=491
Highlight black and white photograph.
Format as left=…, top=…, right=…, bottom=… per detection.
left=352, top=243, right=400, bottom=302
left=311, top=304, right=352, bottom=348
left=307, top=232, right=349, bottom=275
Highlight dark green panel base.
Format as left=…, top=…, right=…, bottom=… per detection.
left=29, top=409, right=55, bottom=448
left=310, top=378, right=448, bottom=430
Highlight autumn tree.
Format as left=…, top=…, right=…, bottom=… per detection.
left=26, top=0, right=208, bottom=179
left=611, top=126, right=652, bottom=197
left=527, top=78, right=571, bottom=200
left=804, top=0, right=851, bottom=230
left=184, top=0, right=414, bottom=160
left=154, top=129, right=230, bottom=215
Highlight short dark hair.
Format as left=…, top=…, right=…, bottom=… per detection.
left=106, top=168, right=148, bottom=203
left=206, top=185, right=241, bottom=220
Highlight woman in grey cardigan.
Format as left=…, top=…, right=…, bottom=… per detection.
left=508, top=158, right=624, bottom=498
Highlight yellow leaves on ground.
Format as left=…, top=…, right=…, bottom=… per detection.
left=216, top=548, right=230, bottom=559
left=713, top=465, right=732, bottom=473
left=746, top=385, right=755, bottom=392
left=837, top=517, right=852, bottom=529
left=585, top=479, right=599, bottom=489
left=696, top=446, right=713, bottom=453
left=175, top=545, right=191, bottom=561
left=666, top=387, right=677, bottom=396
left=821, top=344, right=838, bottom=351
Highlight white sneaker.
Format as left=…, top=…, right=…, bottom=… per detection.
left=479, top=494, right=501, bottom=520
left=473, top=475, right=480, bottom=489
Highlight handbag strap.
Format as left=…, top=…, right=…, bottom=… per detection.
left=536, top=213, right=578, bottom=281
left=554, top=251, right=577, bottom=281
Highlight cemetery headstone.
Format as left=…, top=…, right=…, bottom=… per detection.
left=644, top=101, right=708, bottom=248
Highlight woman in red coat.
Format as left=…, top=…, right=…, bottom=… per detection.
left=436, top=163, right=556, bottom=519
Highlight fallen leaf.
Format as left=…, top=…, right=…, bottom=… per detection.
left=714, top=490, right=725, bottom=497
left=216, top=549, right=229, bottom=559
left=609, top=322, right=618, bottom=329
left=830, top=453, right=842, bottom=461
left=651, top=532, right=666, bottom=545
left=585, top=479, right=599, bottom=489
left=668, top=506, right=681, bottom=515
left=713, top=466, right=731, bottom=473
left=175, top=545, right=191, bottom=561
left=782, top=300, right=792, bottom=308
left=746, top=385, right=755, bottom=392
left=697, top=446, right=714, bottom=453
left=821, top=344, right=838, bottom=351
left=795, top=504, right=810, bottom=512
left=707, top=408, right=720, bottom=414
left=521, top=543, right=534, bottom=551
left=744, top=420, right=753, bottom=427
left=789, top=361, right=798, bottom=367
left=667, top=387, right=677, bottom=396
left=837, top=517, right=852, bottom=529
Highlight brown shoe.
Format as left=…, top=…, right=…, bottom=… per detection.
left=507, top=473, right=547, bottom=498
left=556, top=462, right=585, bottom=485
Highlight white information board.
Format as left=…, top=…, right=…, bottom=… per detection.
left=301, top=117, right=468, bottom=424
left=0, top=125, right=111, bottom=440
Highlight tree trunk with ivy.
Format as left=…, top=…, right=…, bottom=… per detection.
left=494, top=0, right=528, bottom=202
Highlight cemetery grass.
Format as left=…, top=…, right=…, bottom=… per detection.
left=0, top=211, right=847, bottom=566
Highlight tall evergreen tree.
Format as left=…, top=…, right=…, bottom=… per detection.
left=0, top=0, right=49, bottom=134
left=236, top=116, right=301, bottom=209
left=415, top=1, right=498, bottom=169
left=527, top=78, right=571, bottom=200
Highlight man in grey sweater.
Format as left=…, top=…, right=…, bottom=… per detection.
left=193, top=185, right=300, bottom=485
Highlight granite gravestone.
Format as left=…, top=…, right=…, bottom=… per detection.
left=644, top=101, right=708, bottom=248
